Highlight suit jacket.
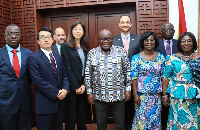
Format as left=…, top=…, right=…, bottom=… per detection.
left=28, top=49, right=69, bottom=114
left=113, top=33, right=140, bottom=61
left=156, top=39, right=178, bottom=57
left=51, top=44, right=60, bottom=55
left=61, top=43, right=87, bottom=91
left=0, top=46, right=32, bottom=115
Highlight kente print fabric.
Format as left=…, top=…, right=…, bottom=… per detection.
left=131, top=52, right=165, bottom=130
left=163, top=54, right=200, bottom=130
left=85, top=45, right=131, bottom=102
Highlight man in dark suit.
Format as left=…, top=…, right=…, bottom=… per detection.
left=113, top=15, right=140, bottom=61
left=156, top=23, right=178, bottom=130
left=28, top=27, right=69, bottom=130
left=0, top=24, right=32, bottom=130
left=156, top=23, right=178, bottom=57
left=113, top=15, right=140, bottom=130
left=52, top=27, right=66, bottom=55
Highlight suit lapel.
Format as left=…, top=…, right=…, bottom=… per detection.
left=128, top=34, right=135, bottom=56
left=116, top=36, right=124, bottom=48
left=0, top=46, right=16, bottom=76
left=172, top=39, right=178, bottom=53
left=39, top=50, right=57, bottom=79
left=54, top=53, right=61, bottom=81
left=72, top=48, right=81, bottom=60
left=19, top=47, right=26, bottom=78
left=52, top=44, right=59, bottom=55
left=160, top=40, right=167, bottom=56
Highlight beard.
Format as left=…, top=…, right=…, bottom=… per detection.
left=121, top=27, right=131, bottom=34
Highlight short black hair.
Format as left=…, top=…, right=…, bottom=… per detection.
left=37, top=27, right=53, bottom=40
left=5, top=24, right=21, bottom=33
left=120, top=15, right=131, bottom=21
left=177, top=32, right=197, bottom=53
left=139, top=31, right=159, bottom=49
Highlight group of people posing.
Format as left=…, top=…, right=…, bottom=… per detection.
left=0, top=15, right=199, bottom=130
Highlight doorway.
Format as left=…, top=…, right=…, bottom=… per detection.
left=37, top=2, right=136, bottom=124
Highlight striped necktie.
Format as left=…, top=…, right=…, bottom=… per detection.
left=49, top=53, right=58, bottom=79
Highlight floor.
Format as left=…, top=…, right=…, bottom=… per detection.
left=31, top=124, right=115, bottom=130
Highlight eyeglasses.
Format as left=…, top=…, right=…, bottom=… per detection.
left=5, top=32, right=21, bottom=36
left=181, top=40, right=193, bottom=44
left=162, top=28, right=174, bottom=32
left=120, top=21, right=131, bottom=25
left=144, top=39, right=155, bottom=43
left=73, top=28, right=83, bottom=32
left=40, top=35, right=52, bottom=40
left=99, top=38, right=113, bottom=42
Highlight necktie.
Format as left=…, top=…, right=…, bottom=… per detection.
left=166, top=40, right=171, bottom=55
left=49, top=53, right=58, bottom=79
left=124, top=36, right=129, bottom=54
left=12, top=50, right=20, bottom=78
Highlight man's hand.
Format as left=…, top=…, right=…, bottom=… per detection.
left=134, top=94, right=141, bottom=105
left=125, top=91, right=131, bottom=101
left=87, top=94, right=94, bottom=104
left=57, top=89, right=68, bottom=100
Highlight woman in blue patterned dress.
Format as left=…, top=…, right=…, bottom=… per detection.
left=162, top=32, right=200, bottom=130
left=131, top=31, right=165, bottom=130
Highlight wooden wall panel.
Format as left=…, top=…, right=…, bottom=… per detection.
left=11, top=0, right=37, bottom=51
left=89, top=6, right=136, bottom=49
left=0, top=0, right=11, bottom=46
left=0, top=0, right=169, bottom=50
left=136, top=0, right=168, bottom=38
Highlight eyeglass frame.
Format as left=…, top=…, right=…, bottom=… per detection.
left=39, top=35, right=53, bottom=40
left=162, top=28, right=174, bottom=32
left=5, top=32, right=21, bottom=36
left=181, top=40, right=193, bottom=44
left=99, top=37, right=113, bottom=42
left=144, top=39, right=155, bottom=43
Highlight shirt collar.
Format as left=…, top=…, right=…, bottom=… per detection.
left=99, top=45, right=114, bottom=55
left=6, top=44, right=21, bottom=52
left=121, top=33, right=130, bottom=39
left=55, top=43, right=61, bottom=49
left=40, top=48, right=52, bottom=56
left=163, top=38, right=172, bottom=43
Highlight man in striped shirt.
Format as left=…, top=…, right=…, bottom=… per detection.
left=85, top=29, right=131, bottom=130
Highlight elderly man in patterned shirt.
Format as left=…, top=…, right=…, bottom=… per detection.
left=84, top=29, right=131, bottom=130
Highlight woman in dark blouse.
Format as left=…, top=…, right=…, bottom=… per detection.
left=61, top=21, right=89, bottom=130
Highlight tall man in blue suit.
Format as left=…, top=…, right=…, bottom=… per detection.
left=113, top=15, right=140, bottom=130
left=155, top=23, right=178, bottom=130
left=52, top=27, right=66, bottom=55
left=0, top=24, right=32, bottom=130
left=113, top=15, right=140, bottom=61
left=156, top=23, right=178, bottom=57
left=28, top=27, right=69, bottom=130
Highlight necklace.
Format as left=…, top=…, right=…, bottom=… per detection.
left=143, top=51, right=154, bottom=59
left=181, top=53, right=194, bottom=58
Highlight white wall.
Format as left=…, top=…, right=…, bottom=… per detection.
left=169, top=0, right=199, bottom=40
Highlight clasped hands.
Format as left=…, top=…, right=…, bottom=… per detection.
left=57, top=89, right=68, bottom=100
left=162, top=96, right=169, bottom=107
left=75, top=85, right=86, bottom=95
